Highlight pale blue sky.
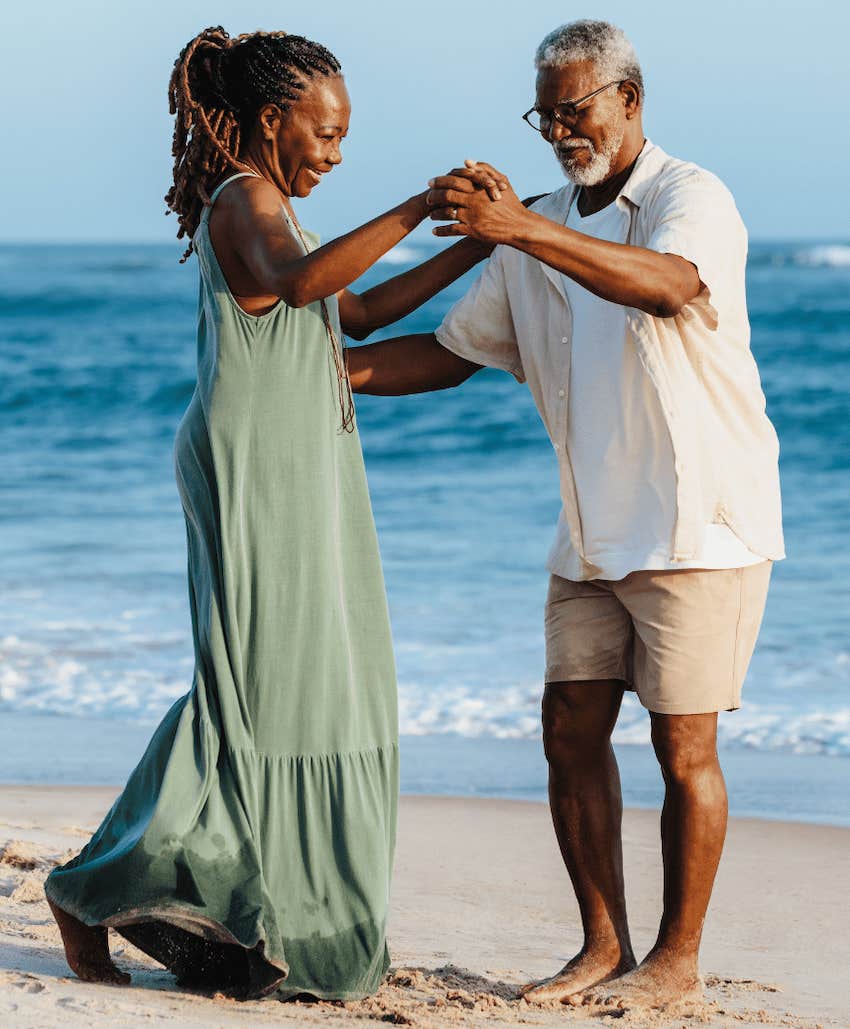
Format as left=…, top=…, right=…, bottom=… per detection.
left=3, top=0, right=847, bottom=242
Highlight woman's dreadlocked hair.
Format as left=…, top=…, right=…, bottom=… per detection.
left=166, top=26, right=341, bottom=260
left=165, top=28, right=354, bottom=433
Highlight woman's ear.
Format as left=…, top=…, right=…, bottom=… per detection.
left=257, top=104, right=283, bottom=141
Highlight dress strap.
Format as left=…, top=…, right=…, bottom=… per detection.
left=207, top=172, right=260, bottom=209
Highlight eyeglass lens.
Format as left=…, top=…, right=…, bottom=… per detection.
left=526, top=103, right=578, bottom=132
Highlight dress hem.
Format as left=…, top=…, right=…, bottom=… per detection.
left=44, top=882, right=289, bottom=997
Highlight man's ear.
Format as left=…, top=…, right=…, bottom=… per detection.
left=620, top=81, right=641, bottom=118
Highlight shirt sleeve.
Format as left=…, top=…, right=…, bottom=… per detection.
left=644, top=168, right=747, bottom=329
left=435, top=246, right=525, bottom=382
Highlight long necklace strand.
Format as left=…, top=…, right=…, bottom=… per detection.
left=289, top=215, right=356, bottom=434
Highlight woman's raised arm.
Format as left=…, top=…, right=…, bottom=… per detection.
left=218, top=176, right=431, bottom=309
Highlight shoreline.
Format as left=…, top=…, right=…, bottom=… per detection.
left=1, top=787, right=847, bottom=1027
left=1, top=712, right=848, bottom=827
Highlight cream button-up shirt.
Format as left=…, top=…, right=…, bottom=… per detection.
left=435, top=140, right=784, bottom=579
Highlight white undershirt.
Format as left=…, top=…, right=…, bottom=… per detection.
left=557, top=198, right=762, bottom=581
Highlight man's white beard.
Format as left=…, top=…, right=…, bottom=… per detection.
left=554, top=129, right=624, bottom=186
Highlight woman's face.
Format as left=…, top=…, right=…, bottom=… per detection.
left=262, top=75, right=351, bottom=198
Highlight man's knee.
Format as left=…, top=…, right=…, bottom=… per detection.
left=541, top=680, right=622, bottom=766
left=651, top=712, right=720, bottom=786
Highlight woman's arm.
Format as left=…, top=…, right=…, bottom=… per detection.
left=338, top=237, right=491, bottom=341
left=220, top=177, right=431, bottom=309
left=214, top=166, right=505, bottom=312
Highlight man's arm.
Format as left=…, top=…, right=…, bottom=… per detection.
left=347, top=333, right=481, bottom=395
left=427, top=169, right=701, bottom=319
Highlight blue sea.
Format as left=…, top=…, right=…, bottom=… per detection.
left=1, top=239, right=849, bottom=824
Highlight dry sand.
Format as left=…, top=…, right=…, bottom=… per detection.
left=0, top=786, right=846, bottom=1028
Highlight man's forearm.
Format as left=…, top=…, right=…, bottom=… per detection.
left=347, top=332, right=480, bottom=395
left=426, top=169, right=701, bottom=317
left=510, top=212, right=700, bottom=318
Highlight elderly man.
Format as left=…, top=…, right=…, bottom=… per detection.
left=347, top=19, right=783, bottom=1010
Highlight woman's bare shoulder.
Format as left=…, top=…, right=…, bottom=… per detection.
left=213, top=174, right=284, bottom=220
left=210, top=175, right=295, bottom=254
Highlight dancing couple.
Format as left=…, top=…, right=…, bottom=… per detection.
left=46, top=19, right=782, bottom=1011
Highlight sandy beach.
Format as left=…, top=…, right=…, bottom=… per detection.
left=0, top=786, right=846, bottom=1028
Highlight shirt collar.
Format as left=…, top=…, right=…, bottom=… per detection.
left=526, top=139, right=667, bottom=301
left=618, top=138, right=666, bottom=208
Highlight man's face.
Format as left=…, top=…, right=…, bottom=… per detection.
left=535, top=60, right=627, bottom=186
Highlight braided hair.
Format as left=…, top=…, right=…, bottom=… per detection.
left=166, top=28, right=354, bottom=433
left=166, top=26, right=341, bottom=259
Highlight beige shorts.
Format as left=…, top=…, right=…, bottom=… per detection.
left=544, top=563, right=772, bottom=714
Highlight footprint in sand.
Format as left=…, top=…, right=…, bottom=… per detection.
left=0, top=840, right=46, bottom=871
left=0, top=839, right=75, bottom=871
left=11, top=877, right=49, bottom=904
left=11, top=973, right=47, bottom=994
left=705, top=974, right=783, bottom=994
left=58, top=996, right=95, bottom=1013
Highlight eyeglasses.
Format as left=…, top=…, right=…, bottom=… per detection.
left=522, top=80, right=622, bottom=135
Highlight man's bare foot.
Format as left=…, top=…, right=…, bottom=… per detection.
left=519, top=946, right=636, bottom=1004
left=581, top=949, right=703, bottom=1010
left=47, top=898, right=131, bottom=985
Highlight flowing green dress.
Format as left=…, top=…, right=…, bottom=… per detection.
left=45, top=173, right=399, bottom=1001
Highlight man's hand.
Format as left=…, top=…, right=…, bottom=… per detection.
left=427, top=160, right=533, bottom=246
left=429, top=160, right=508, bottom=204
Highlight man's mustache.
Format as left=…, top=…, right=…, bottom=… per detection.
left=554, top=139, right=595, bottom=161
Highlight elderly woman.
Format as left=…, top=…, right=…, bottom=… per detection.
left=45, top=26, right=497, bottom=1001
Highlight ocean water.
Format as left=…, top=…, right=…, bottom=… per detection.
left=1, top=239, right=848, bottom=816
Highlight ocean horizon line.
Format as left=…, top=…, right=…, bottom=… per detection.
left=1, top=235, right=848, bottom=248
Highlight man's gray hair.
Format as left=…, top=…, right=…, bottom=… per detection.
left=535, top=20, right=644, bottom=102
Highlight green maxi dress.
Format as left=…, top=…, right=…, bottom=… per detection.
left=45, top=173, right=399, bottom=1001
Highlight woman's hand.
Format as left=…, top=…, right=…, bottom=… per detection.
left=397, top=162, right=507, bottom=232
left=426, top=161, right=532, bottom=246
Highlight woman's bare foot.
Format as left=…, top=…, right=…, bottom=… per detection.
left=47, top=898, right=131, bottom=985
left=519, top=945, right=636, bottom=1004
left=581, top=949, right=703, bottom=1010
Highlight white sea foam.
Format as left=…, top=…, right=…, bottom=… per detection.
left=793, top=244, right=850, bottom=268
left=0, top=631, right=190, bottom=723
left=395, top=679, right=850, bottom=756
left=2, top=624, right=850, bottom=756
left=378, top=244, right=420, bottom=265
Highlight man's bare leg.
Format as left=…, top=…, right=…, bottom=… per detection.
left=586, top=712, right=726, bottom=1009
left=521, top=680, right=636, bottom=1003
left=47, top=897, right=131, bottom=984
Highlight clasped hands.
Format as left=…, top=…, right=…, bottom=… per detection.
left=425, top=160, right=531, bottom=245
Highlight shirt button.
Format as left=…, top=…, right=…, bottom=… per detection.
left=558, top=389, right=565, bottom=398
left=561, top=336, right=568, bottom=343
left=553, top=443, right=561, bottom=452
